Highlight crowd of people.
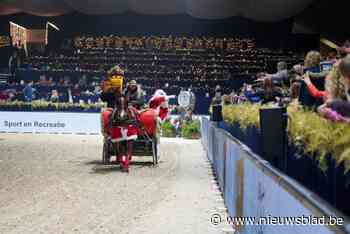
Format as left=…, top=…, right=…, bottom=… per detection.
left=217, top=42, right=350, bottom=123
left=3, top=34, right=350, bottom=123
left=0, top=75, right=102, bottom=104
left=1, top=35, right=304, bottom=107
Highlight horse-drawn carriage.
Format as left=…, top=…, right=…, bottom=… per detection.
left=100, top=65, right=172, bottom=172
left=102, top=108, right=160, bottom=167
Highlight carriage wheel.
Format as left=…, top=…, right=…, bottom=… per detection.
left=152, top=136, right=159, bottom=166
left=102, top=139, right=110, bottom=164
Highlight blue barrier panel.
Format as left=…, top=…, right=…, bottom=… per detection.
left=225, top=139, right=242, bottom=218
left=202, top=117, right=213, bottom=162
left=216, top=131, right=226, bottom=193
left=242, top=158, right=334, bottom=234
left=201, top=117, right=208, bottom=150
left=212, top=128, right=219, bottom=177
left=201, top=119, right=350, bottom=234
left=208, top=124, right=215, bottom=163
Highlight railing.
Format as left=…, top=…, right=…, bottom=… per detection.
left=201, top=117, right=350, bottom=234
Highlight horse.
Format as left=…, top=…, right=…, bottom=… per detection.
left=114, top=94, right=139, bottom=171
left=101, top=92, right=163, bottom=172
left=101, top=93, right=138, bottom=172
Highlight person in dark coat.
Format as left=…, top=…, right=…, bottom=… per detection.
left=123, top=80, right=145, bottom=110
left=211, top=85, right=223, bottom=122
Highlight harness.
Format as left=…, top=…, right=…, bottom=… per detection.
left=110, top=95, right=137, bottom=127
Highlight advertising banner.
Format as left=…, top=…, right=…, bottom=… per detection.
left=0, top=112, right=101, bottom=134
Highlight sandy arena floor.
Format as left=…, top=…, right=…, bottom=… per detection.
left=0, top=134, right=222, bottom=234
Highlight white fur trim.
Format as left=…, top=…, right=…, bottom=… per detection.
left=126, top=135, right=138, bottom=141
left=160, top=102, right=168, bottom=108
left=111, top=134, right=137, bottom=142
left=111, top=138, right=124, bottom=143
left=154, top=89, right=166, bottom=97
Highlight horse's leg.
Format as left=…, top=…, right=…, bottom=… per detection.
left=120, top=141, right=129, bottom=172
left=116, top=141, right=123, bottom=163
left=127, top=140, right=133, bottom=161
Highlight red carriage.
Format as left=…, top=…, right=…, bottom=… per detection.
left=101, top=106, right=160, bottom=171
left=100, top=66, right=172, bottom=172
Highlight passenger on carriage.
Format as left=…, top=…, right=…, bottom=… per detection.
left=123, top=80, right=145, bottom=110
left=149, top=89, right=176, bottom=121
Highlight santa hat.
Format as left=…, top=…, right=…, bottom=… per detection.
left=154, top=89, right=166, bottom=97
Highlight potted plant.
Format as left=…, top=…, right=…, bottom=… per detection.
left=181, top=120, right=201, bottom=139
left=161, top=120, right=176, bottom=137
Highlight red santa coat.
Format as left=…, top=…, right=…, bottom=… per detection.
left=149, top=95, right=169, bottom=121
left=101, top=108, right=138, bottom=142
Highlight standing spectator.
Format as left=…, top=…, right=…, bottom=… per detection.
left=211, top=85, right=223, bottom=122
left=298, top=51, right=323, bottom=108
left=259, top=61, right=289, bottom=85
left=187, top=88, right=196, bottom=113
left=289, top=82, right=301, bottom=107
left=326, top=55, right=350, bottom=102
left=23, top=81, right=34, bottom=102
left=18, top=42, right=27, bottom=64
left=8, top=50, right=20, bottom=82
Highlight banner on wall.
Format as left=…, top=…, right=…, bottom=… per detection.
left=0, top=112, right=101, bottom=134
left=10, top=21, right=27, bottom=47
left=26, top=29, right=46, bottom=43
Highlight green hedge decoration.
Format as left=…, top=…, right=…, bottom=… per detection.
left=222, top=104, right=350, bottom=172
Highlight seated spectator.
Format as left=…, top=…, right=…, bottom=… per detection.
left=243, top=84, right=261, bottom=103
left=0, top=90, right=9, bottom=102
left=50, top=90, right=59, bottom=103
left=72, top=84, right=81, bottom=100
